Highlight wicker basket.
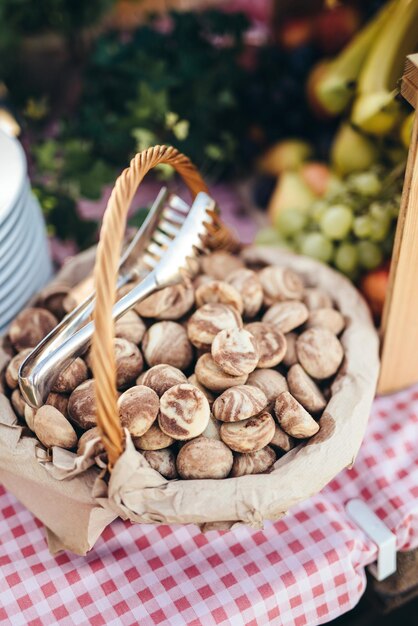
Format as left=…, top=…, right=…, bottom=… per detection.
left=0, top=146, right=380, bottom=554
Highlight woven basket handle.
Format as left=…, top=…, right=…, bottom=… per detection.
left=90, top=146, right=208, bottom=468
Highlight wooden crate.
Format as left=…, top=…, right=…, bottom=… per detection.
left=378, top=54, right=418, bottom=394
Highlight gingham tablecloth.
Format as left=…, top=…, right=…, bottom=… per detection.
left=1, top=385, right=418, bottom=626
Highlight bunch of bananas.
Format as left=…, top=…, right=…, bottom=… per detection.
left=313, top=0, right=418, bottom=137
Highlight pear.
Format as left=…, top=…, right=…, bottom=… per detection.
left=258, top=140, right=312, bottom=176
left=268, top=171, right=315, bottom=224
left=331, top=124, right=378, bottom=176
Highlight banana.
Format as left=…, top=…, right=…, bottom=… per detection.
left=313, top=0, right=397, bottom=116
left=400, top=111, right=415, bottom=148
left=352, top=0, right=418, bottom=135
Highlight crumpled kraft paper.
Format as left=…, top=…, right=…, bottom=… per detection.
left=0, top=246, right=380, bottom=555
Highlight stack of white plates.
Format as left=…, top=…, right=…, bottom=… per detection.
left=0, top=130, right=52, bottom=335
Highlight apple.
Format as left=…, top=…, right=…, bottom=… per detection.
left=360, top=266, right=390, bottom=321
left=300, top=161, right=337, bottom=197
left=314, top=5, right=360, bottom=55
left=306, top=60, right=334, bottom=119
left=278, top=17, right=313, bottom=50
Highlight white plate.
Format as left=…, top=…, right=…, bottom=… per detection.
left=0, top=255, right=51, bottom=326
left=0, top=263, right=48, bottom=325
left=0, top=252, right=52, bottom=331
left=0, top=206, right=48, bottom=303
left=0, top=142, right=52, bottom=332
left=0, top=219, right=47, bottom=294
left=0, top=248, right=51, bottom=326
left=0, top=198, right=47, bottom=275
left=0, top=189, right=37, bottom=268
left=0, top=189, right=47, bottom=256
left=0, top=181, right=29, bottom=249
left=0, top=216, right=41, bottom=288
left=0, top=131, right=27, bottom=224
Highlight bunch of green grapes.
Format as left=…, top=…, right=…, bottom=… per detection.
left=257, top=169, right=403, bottom=280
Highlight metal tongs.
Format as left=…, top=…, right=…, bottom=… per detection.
left=19, top=188, right=218, bottom=408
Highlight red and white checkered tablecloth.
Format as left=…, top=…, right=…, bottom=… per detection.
left=1, top=385, right=418, bottom=626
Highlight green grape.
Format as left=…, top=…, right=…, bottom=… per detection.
left=300, top=232, right=334, bottom=263
left=255, top=227, right=285, bottom=246
left=293, top=231, right=308, bottom=252
left=348, top=172, right=382, bottom=196
left=353, top=215, right=372, bottom=239
left=275, top=209, right=307, bottom=236
left=357, top=241, right=383, bottom=270
left=311, top=200, right=329, bottom=224
left=320, top=205, right=353, bottom=240
left=334, top=243, right=359, bottom=274
left=367, top=202, right=392, bottom=242
left=369, top=202, right=391, bottom=221
left=326, top=177, right=345, bottom=198
left=369, top=217, right=391, bottom=242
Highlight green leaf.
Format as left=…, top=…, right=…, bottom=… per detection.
left=35, top=184, right=97, bottom=249
left=32, top=139, right=61, bottom=173
left=172, top=119, right=189, bottom=141
left=205, top=144, right=224, bottom=161
left=165, top=111, right=179, bottom=129
left=77, top=160, right=114, bottom=199
left=132, top=128, right=157, bottom=152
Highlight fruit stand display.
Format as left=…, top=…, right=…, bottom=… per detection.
left=256, top=0, right=417, bottom=323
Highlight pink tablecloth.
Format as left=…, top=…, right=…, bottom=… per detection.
left=1, top=385, right=418, bottom=626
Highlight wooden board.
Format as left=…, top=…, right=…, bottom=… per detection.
left=378, top=55, right=418, bottom=393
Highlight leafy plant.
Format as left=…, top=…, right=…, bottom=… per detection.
left=2, top=8, right=333, bottom=250
left=32, top=185, right=97, bottom=248
left=66, top=11, right=250, bottom=175
left=28, top=10, right=254, bottom=247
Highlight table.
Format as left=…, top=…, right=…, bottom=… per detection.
left=1, top=385, right=418, bottom=626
